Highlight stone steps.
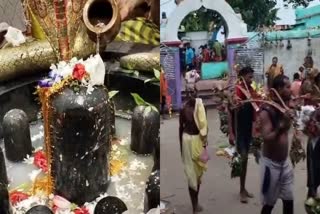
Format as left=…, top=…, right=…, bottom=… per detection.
left=181, top=79, right=227, bottom=108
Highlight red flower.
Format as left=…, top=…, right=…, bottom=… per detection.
left=10, top=191, right=29, bottom=205
left=73, top=64, right=87, bottom=81
left=74, top=207, right=90, bottom=214
left=34, top=151, right=48, bottom=172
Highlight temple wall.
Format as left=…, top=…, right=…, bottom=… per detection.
left=263, top=37, right=320, bottom=80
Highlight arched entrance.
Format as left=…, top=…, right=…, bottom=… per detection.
left=164, top=0, right=248, bottom=42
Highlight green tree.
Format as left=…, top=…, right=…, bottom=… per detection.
left=180, top=0, right=313, bottom=33
left=227, top=0, right=313, bottom=31
left=180, top=7, right=226, bottom=32
left=284, top=0, right=313, bottom=7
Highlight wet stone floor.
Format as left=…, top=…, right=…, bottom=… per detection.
left=0, top=117, right=154, bottom=214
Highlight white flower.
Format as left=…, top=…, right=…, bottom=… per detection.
left=83, top=54, right=105, bottom=86
left=14, top=196, right=45, bottom=211
left=129, top=159, right=147, bottom=170
left=111, top=175, right=121, bottom=182
left=146, top=207, right=161, bottom=214
left=69, top=57, right=81, bottom=67
left=120, top=138, right=129, bottom=145
left=86, top=84, right=94, bottom=94
left=297, top=105, right=316, bottom=130
left=112, top=145, right=118, bottom=151
left=4, top=26, right=26, bottom=46
left=23, top=155, right=34, bottom=164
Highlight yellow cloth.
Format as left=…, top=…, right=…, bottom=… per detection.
left=194, top=98, right=208, bottom=137
left=266, top=64, right=283, bottom=80
left=181, top=98, right=208, bottom=191
left=115, top=17, right=160, bottom=46
left=181, top=134, right=207, bottom=191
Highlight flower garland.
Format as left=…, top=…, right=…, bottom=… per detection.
left=38, top=54, right=106, bottom=93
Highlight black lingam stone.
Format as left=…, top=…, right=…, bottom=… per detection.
left=3, top=109, right=32, bottom=162
left=144, top=170, right=160, bottom=212
left=0, top=148, right=8, bottom=185
left=26, top=205, right=53, bottom=214
left=131, top=106, right=160, bottom=155
left=152, top=133, right=160, bottom=171
left=94, top=196, right=128, bottom=214
left=0, top=183, right=11, bottom=214
left=51, top=86, right=110, bottom=205
left=109, top=100, right=116, bottom=136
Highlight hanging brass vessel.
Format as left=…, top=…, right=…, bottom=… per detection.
left=83, top=0, right=121, bottom=48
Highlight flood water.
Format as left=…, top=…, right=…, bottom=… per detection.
left=0, top=117, right=153, bottom=214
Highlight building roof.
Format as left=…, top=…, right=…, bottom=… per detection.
left=248, top=29, right=320, bottom=41
left=294, top=5, right=320, bottom=29
left=296, top=5, right=320, bottom=21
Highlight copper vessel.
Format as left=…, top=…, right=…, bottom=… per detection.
left=83, top=0, right=121, bottom=48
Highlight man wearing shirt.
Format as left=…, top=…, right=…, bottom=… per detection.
left=266, top=57, right=284, bottom=89
left=185, top=68, right=200, bottom=96
left=186, top=44, right=195, bottom=70
left=200, top=45, right=210, bottom=63
left=304, top=109, right=320, bottom=199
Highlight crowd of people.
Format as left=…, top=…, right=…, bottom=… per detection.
left=180, top=41, right=226, bottom=72
left=178, top=54, right=320, bottom=214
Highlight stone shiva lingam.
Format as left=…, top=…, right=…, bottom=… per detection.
left=37, top=54, right=111, bottom=205
left=3, top=109, right=33, bottom=162
left=28, top=0, right=121, bottom=206
left=0, top=148, right=10, bottom=214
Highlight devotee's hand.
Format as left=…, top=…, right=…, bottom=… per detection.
left=117, top=0, right=146, bottom=21
left=200, top=135, right=208, bottom=146
left=285, top=109, right=296, bottom=120
left=304, top=93, right=312, bottom=99
left=279, top=109, right=295, bottom=131
left=232, top=95, right=242, bottom=106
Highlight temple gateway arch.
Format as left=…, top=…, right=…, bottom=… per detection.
left=164, top=0, right=248, bottom=42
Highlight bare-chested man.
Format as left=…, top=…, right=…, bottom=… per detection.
left=259, top=75, right=294, bottom=214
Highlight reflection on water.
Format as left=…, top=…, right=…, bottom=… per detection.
left=0, top=117, right=153, bottom=214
